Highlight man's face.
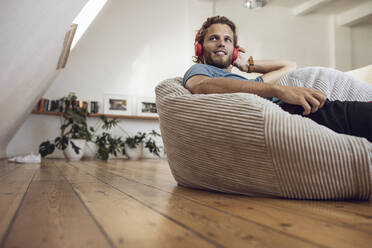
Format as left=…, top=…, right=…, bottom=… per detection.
left=202, top=24, right=234, bottom=69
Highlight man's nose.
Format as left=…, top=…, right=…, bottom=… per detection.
left=217, top=40, right=226, bottom=47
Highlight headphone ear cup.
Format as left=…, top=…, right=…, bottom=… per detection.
left=195, top=42, right=203, bottom=57
left=232, top=48, right=239, bottom=63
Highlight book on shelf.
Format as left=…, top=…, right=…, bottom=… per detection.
left=35, top=98, right=49, bottom=112
left=35, top=98, right=100, bottom=114
left=76, top=100, right=88, bottom=112
left=83, top=101, right=88, bottom=111
left=90, top=101, right=99, bottom=114
left=49, top=100, right=59, bottom=112
left=43, top=99, right=49, bottom=112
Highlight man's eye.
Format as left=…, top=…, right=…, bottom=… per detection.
left=225, top=38, right=232, bottom=42
left=210, top=37, right=217, bottom=40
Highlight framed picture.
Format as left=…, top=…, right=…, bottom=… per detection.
left=136, top=97, right=158, bottom=117
left=103, top=94, right=132, bottom=115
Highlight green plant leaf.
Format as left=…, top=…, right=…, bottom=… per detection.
left=55, top=136, right=69, bottom=150
left=144, top=138, right=161, bottom=157
left=97, top=146, right=109, bottom=161
left=148, top=130, right=161, bottom=137
left=39, top=141, right=55, bottom=157
left=70, top=140, right=81, bottom=154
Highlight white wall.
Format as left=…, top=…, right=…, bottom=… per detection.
left=215, top=0, right=331, bottom=72
left=351, top=22, right=372, bottom=69
left=6, top=0, right=371, bottom=158
left=44, top=0, right=191, bottom=101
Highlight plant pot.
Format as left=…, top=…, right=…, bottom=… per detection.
left=83, top=141, right=98, bottom=159
left=125, top=142, right=143, bottom=160
left=63, top=139, right=86, bottom=161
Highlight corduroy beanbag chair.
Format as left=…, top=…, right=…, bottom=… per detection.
left=155, top=68, right=372, bottom=200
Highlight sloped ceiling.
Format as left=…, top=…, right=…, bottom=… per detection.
left=0, top=0, right=89, bottom=158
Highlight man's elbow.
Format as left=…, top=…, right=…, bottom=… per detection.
left=187, top=80, right=208, bottom=94
left=187, top=83, right=201, bottom=94
left=288, top=61, right=297, bottom=70
left=282, top=61, right=296, bottom=75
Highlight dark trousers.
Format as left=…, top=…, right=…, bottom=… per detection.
left=282, top=100, right=372, bottom=142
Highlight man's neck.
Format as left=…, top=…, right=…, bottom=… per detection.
left=205, top=63, right=233, bottom=72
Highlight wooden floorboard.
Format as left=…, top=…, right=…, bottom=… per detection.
left=1, top=158, right=371, bottom=248
left=65, top=160, right=322, bottom=248
left=0, top=161, right=36, bottom=245
left=0, top=161, right=112, bottom=248
left=77, top=159, right=372, bottom=248
left=0, top=160, right=23, bottom=179
left=55, top=160, right=217, bottom=248
left=102, top=159, right=372, bottom=234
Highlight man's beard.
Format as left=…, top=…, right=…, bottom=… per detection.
left=203, top=52, right=233, bottom=69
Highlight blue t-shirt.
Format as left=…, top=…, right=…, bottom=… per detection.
left=183, top=64, right=282, bottom=105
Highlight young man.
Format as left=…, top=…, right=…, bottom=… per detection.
left=183, top=16, right=372, bottom=142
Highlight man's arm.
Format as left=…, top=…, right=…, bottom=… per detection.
left=186, top=75, right=326, bottom=115
left=254, top=60, right=296, bottom=83
left=233, top=47, right=296, bottom=83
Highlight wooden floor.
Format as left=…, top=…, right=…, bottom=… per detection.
left=0, top=159, right=371, bottom=248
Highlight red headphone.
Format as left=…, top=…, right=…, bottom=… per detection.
left=194, top=30, right=239, bottom=64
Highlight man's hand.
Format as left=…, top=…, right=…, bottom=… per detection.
left=232, top=46, right=250, bottom=72
left=276, top=85, right=327, bottom=115
left=232, top=47, right=297, bottom=84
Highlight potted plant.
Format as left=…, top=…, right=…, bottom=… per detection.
left=123, top=132, right=146, bottom=160
left=39, top=93, right=93, bottom=161
left=82, top=115, right=107, bottom=160
left=93, top=115, right=125, bottom=161
left=123, top=130, right=162, bottom=160
left=90, top=116, right=163, bottom=161
left=143, top=130, right=162, bottom=157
